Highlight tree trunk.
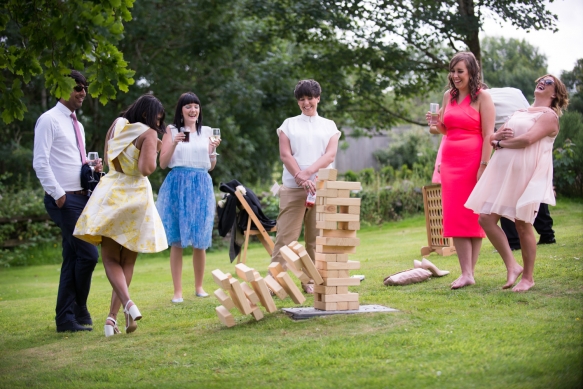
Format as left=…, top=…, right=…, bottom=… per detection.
left=457, top=0, right=482, bottom=66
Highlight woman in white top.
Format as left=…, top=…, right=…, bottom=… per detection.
left=157, top=92, right=221, bottom=302
left=271, top=80, right=341, bottom=294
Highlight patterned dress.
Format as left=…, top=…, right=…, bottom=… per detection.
left=73, top=119, right=168, bottom=253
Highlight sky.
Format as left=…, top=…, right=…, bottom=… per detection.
left=480, top=0, right=583, bottom=76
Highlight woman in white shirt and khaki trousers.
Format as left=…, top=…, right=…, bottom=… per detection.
left=271, top=80, right=341, bottom=294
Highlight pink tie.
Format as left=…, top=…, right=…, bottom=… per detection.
left=70, top=113, right=87, bottom=164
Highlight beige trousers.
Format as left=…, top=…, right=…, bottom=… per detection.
left=271, top=186, right=317, bottom=268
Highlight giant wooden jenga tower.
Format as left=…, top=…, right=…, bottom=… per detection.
left=313, top=168, right=361, bottom=311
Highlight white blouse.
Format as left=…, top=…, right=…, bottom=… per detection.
left=167, top=125, right=212, bottom=170
left=277, top=113, right=340, bottom=188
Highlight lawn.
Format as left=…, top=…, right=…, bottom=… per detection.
left=0, top=199, right=581, bottom=389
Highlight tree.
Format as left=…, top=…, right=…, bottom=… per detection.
left=481, top=36, right=548, bottom=102
left=0, top=0, right=136, bottom=124
left=561, top=58, right=583, bottom=115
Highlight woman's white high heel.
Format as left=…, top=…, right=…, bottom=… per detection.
left=104, top=317, right=120, bottom=338
left=124, top=300, right=142, bottom=334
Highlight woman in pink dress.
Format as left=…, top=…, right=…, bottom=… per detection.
left=466, top=75, right=569, bottom=292
left=426, top=52, right=495, bottom=289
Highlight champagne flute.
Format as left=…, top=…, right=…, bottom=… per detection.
left=210, top=128, right=221, bottom=156
left=429, top=103, right=440, bottom=134
left=87, top=152, right=99, bottom=183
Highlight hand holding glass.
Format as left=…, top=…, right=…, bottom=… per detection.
left=87, top=152, right=99, bottom=183
left=429, top=103, right=440, bottom=134
left=210, top=128, right=221, bottom=156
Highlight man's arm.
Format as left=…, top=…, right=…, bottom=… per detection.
left=33, top=114, right=65, bottom=200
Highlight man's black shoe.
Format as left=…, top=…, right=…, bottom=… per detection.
left=510, top=246, right=521, bottom=251
left=56, top=320, right=93, bottom=333
left=74, top=304, right=92, bottom=326
left=537, top=238, right=556, bottom=245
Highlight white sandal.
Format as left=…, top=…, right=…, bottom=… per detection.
left=104, top=317, right=120, bottom=338
left=124, top=300, right=142, bottom=334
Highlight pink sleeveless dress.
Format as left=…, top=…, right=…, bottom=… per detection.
left=465, top=107, right=557, bottom=224
left=441, top=94, right=486, bottom=238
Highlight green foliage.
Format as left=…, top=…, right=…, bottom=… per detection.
left=554, top=110, right=583, bottom=197
left=561, top=58, right=583, bottom=115
left=357, top=186, right=424, bottom=225
left=481, top=36, right=548, bottom=102
left=343, top=170, right=359, bottom=182
left=0, top=0, right=136, bottom=124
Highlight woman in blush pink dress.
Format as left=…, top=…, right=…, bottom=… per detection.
left=425, top=52, right=495, bottom=289
left=465, top=75, right=569, bottom=292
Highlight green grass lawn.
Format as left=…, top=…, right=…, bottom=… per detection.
left=0, top=199, right=581, bottom=389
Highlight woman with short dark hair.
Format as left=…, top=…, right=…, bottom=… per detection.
left=74, top=94, right=168, bottom=336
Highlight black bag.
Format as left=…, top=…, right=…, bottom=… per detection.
left=80, top=163, right=101, bottom=192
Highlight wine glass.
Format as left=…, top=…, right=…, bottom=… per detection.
left=87, top=151, right=99, bottom=183
left=429, top=103, right=440, bottom=134
left=210, top=128, right=221, bottom=156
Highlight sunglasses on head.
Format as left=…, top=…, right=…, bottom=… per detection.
left=74, top=85, right=88, bottom=93
left=537, top=79, right=554, bottom=86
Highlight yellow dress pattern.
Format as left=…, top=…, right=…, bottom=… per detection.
left=73, top=119, right=168, bottom=253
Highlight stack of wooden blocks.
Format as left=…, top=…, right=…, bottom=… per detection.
left=313, top=168, right=362, bottom=311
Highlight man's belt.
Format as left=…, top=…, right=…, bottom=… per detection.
left=45, top=190, right=89, bottom=197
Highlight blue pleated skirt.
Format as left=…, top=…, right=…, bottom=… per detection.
left=156, top=167, right=215, bottom=249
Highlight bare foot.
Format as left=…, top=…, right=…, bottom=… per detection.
left=451, top=275, right=475, bottom=289
left=502, top=266, right=524, bottom=289
left=450, top=276, right=462, bottom=287
left=512, top=279, right=534, bottom=292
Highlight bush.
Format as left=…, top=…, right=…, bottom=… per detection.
left=555, top=111, right=583, bottom=197
left=357, top=185, right=424, bottom=225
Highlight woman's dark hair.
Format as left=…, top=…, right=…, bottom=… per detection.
left=122, top=94, right=166, bottom=135
left=448, top=52, right=482, bottom=104
left=294, top=79, right=322, bottom=100
left=173, top=92, right=203, bottom=135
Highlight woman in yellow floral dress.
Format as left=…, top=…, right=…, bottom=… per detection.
left=74, top=94, right=168, bottom=337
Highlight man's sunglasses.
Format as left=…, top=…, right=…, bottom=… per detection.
left=74, top=85, right=88, bottom=93
left=537, top=79, right=554, bottom=86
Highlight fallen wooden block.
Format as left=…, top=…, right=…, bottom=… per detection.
left=228, top=278, right=253, bottom=315
left=268, top=262, right=284, bottom=277
left=214, top=288, right=235, bottom=310
left=279, top=246, right=303, bottom=270
left=250, top=304, right=264, bottom=321
left=316, top=245, right=357, bottom=254
left=216, top=305, right=235, bottom=327
left=288, top=263, right=310, bottom=284
left=235, top=263, right=255, bottom=282
left=317, top=168, right=338, bottom=181
left=250, top=277, right=277, bottom=313
left=276, top=272, right=306, bottom=304
left=298, top=250, right=324, bottom=285
left=264, top=275, right=288, bottom=300
left=212, top=269, right=231, bottom=289
left=322, top=277, right=360, bottom=286
left=316, top=236, right=360, bottom=247
left=240, top=282, right=260, bottom=305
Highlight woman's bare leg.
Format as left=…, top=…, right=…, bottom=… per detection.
left=170, top=246, right=184, bottom=300
left=193, top=248, right=207, bottom=295
left=451, top=237, right=476, bottom=289
left=479, top=214, right=523, bottom=288
left=513, top=220, right=537, bottom=292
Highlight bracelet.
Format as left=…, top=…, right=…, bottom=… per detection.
left=496, top=140, right=503, bottom=149
left=480, top=161, right=488, bottom=166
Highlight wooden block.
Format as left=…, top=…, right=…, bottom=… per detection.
left=316, top=204, right=337, bottom=214
left=336, top=301, right=349, bottom=311
left=214, top=289, right=235, bottom=310
left=317, top=196, right=325, bottom=205
left=323, top=213, right=360, bottom=222
left=228, top=278, right=253, bottom=315
left=240, top=282, right=260, bottom=305
left=314, top=292, right=322, bottom=302
left=347, top=222, right=361, bottom=230
left=320, top=269, right=339, bottom=278
left=316, top=221, right=337, bottom=230
left=314, top=301, right=337, bottom=311
left=314, top=253, right=349, bottom=262
left=288, top=263, right=310, bottom=283
left=348, top=301, right=360, bottom=310
left=348, top=206, right=361, bottom=215
left=279, top=246, right=302, bottom=269
left=322, top=277, right=360, bottom=286
left=250, top=277, right=277, bottom=313
left=276, top=273, right=306, bottom=304
left=316, top=260, right=360, bottom=270
left=250, top=304, right=264, bottom=321
left=316, top=236, right=360, bottom=247
left=268, top=262, right=284, bottom=277
left=289, top=242, right=304, bottom=254
left=235, top=264, right=255, bottom=282
left=321, top=293, right=359, bottom=303
left=323, top=181, right=362, bottom=190
left=216, top=305, right=235, bottom=327
left=264, top=275, right=288, bottom=300
left=337, top=286, right=349, bottom=294
left=212, top=269, right=231, bottom=289
left=337, top=190, right=350, bottom=198
left=316, top=189, right=338, bottom=198
left=317, top=168, right=338, bottom=181
left=324, top=197, right=361, bottom=206
left=314, top=285, right=337, bottom=294
left=316, top=245, right=356, bottom=254
left=253, top=270, right=261, bottom=279
left=298, top=250, right=324, bottom=285
left=321, top=229, right=357, bottom=238
left=316, top=180, right=326, bottom=190
left=338, top=270, right=350, bottom=278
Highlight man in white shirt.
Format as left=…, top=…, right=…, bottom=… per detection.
left=486, top=87, right=556, bottom=250
left=33, top=70, right=100, bottom=332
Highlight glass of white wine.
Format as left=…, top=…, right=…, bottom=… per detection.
left=87, top=151, right=99, bottom=183
left=210, top=128, right=221, bottom=156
